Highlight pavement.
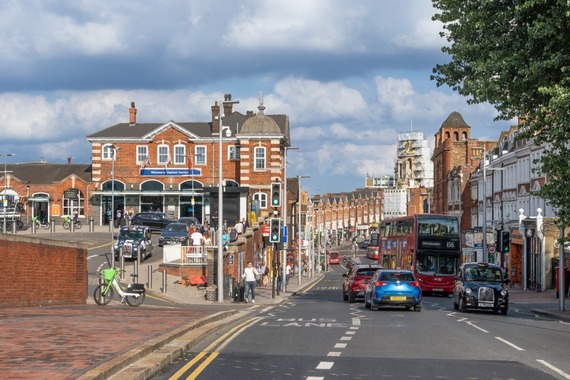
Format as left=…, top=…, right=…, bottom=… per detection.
left=2, top=226, right=570, bottom=379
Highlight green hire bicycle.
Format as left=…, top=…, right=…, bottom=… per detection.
left=93, top=267, right=146, bottom=306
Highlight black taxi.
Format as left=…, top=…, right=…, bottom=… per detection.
left=114, top=225, right=153, bottom=261
left=453, top=262, right=510, bottom=315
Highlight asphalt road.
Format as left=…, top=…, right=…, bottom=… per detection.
left=150, top=248, right=570, bottom=380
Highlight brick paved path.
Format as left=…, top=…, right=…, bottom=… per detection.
left=0, top=304, right=216, bottom=379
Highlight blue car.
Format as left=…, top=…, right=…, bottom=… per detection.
left=364, top=269, right=422, bottom=312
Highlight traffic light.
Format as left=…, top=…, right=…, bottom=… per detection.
left=269, top=218, right=281, bottom=243
left=501, top=231, right=510, bottom=253
left=271, top=182, right=281, bottom=207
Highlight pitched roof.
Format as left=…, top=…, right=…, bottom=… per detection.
left=4, top=163, right=92, bottom=184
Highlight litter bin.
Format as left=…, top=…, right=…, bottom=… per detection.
left=233, top=279, right=245, bottom=303
left=555, top=267, right=569, bottom=298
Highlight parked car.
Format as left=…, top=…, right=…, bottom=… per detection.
left=358, top=240, right=371, bottom=249
left=343, top=264, right=383, bottom=303
left=178, top=217, right=201, bottom=230
left=114, top=225, right=153, bottom=261
left=365, top=269, right=422, bottom=311
left=158, top=222, right=190, bottom=247
left=328, top=251, right=341, bottom=265
left=130, top=212, right=175, bottom=231
left=453, top=262, right=510, bottom=315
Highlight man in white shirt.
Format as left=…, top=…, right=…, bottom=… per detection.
left=190, top=230, right=203, bottom=246
left=242, top=261, right=259, bottom=303
left=234, top=220, right=244, bottom=235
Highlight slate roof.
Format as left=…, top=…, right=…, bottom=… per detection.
left=86, top=111, right=290, bottom=143
left=4, top=163, right=92, bottom=184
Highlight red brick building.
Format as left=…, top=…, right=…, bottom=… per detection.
left=86, top=97, right=291, bottom=227
left=431, top=112, right=492, bottom=231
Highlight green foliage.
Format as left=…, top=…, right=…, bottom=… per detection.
left=432, top=0, right=570, bottom=229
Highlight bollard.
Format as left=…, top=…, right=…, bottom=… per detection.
left=89, top=217, right=94, bottom=232
left=50, top=219, right=56, bottom=233
left=31, top=220, right=36, bottom=234
left=147, top=265, right=153, bottom=289
left=162, top=270, right=167, bottom=294
left=12, top=221, right=17, bottom=234
left=134, top=250, right=140, bottom=277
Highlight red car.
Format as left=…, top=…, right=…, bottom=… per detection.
left=343, top=264, right=383, bottom=303
left=328, top=251, right=340, bottom=265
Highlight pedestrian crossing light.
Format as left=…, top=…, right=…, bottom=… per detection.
left=269, top=218, right=281, bottom=243
left=271, top=182, right=281, bottom=207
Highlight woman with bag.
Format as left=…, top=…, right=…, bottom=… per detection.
left=241, top=261, right=259, bottom=303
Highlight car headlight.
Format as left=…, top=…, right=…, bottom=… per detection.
left=465, top=288, right=473, bottom=294
left=501, top=289, right=507, bottom=297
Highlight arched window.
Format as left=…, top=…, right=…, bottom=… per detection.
left=454, top=131, right=459, bottom=141
left=101, top=180, right=125, bottom=192
left=141, top=180, right=164, bottom=191
left=180, top=180, right=203, bottom=191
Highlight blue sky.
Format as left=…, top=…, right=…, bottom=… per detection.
left=0, top=0, right=512, bottom=195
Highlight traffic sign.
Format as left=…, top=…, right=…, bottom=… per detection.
left=488, top=246, right=496, bottom=254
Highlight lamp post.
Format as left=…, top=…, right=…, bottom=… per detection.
left=110, top=145, right=120, bottom=268
left=217, top=98, right=238, bottom=302
left=282, top=146, right=298, bottom=291
left=297, top=175, right=309, bottom=285
left=481, top=149, right=504, bottom=262
left=1, top=153, right=15, bottom=234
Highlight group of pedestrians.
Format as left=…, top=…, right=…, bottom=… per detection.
left=241, top=259, right=293, bottom=303
left=188, top=223, right=212, bottom=246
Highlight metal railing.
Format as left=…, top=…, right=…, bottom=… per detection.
left=162, top=244, right=214, bottom=266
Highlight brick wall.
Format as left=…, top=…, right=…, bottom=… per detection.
left=0, top=234, right=87, bottom=308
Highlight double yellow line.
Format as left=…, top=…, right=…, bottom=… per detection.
left=169, top=316, right=263, bottom=380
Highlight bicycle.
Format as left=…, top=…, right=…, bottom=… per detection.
left=93, top=267, right=146, bottom=306
left=31, top=215, right=50, bottom=230
left=62, top=215, right=82, bottom=230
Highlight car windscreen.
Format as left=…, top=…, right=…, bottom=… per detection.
left=464, top=267, right=503, bottom=283
left=330, top=252, right=339, bottom=258
left=356, top=268, right=378, bottom=277
left=165, top=224, right=187, bottom=232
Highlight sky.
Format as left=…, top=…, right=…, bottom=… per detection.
left=0, top=0, right=513, bottom=195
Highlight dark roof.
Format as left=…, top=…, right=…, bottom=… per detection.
left=5, top=163, right=92, bottom=184
left=87, top=111, right=290, bottom=143
left=441, top=112, right=470, bottom=129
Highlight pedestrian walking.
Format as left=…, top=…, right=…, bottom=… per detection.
left=242, top=261, right=259, bottom=303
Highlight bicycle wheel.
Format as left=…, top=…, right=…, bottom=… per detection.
left=62, top=221, right=70, bottom=229
left=75, top=221, right=82, bottom=230
left=17, top=220, right=24, bottom=230
left=42, top=222, right=50, bottom=230
left=126, top=292, right=145, bottom=306
left=93, top=283, right=114, bottom=305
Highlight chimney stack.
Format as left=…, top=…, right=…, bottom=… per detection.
left=211, top=101, right=221, bottom=134
left=129, top=101, right=137, bottom=125
left=67, top=156, right=72, bottom=164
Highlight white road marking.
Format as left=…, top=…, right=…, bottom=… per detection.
left=352, top=317, right=361, bottom=325
left=316, top=361, right=334, bottom=370
left=349, top=326, right=359, bottom=330
left=334, top=343, right=347, bottom=348
left=340, top=336, right=352, bottom=341
left=327, top=351, right=341, bottom=357
left=466, top=321, right=488, bottom=333
left=537, top=359, right=570, bottom=379
left=457, top=317, right=468, bottom=322
left=495, top=337, right=524, bottom=351
left=307, top=378, right=324, bottom=380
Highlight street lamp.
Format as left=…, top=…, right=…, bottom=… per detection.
left=297, top=175, right=309, bottom=285
left=217, top=98, right=238, bottom=303
left=1, top=153, right=15, bottom=234
left=282, top=146, right=298, bottom=291
left=109, top=145, right=120, bottom=268
left=480, top=149, right=504, bottom=262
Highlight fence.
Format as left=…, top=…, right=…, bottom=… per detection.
left=162, top=244, right=215, bottom=266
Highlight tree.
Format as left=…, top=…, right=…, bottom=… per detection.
left=431, top=0, right=570, bottom=230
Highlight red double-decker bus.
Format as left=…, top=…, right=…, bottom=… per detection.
left=366, top=231, right=380, bottom=260
left=378, top=214, right=461, bottom=296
